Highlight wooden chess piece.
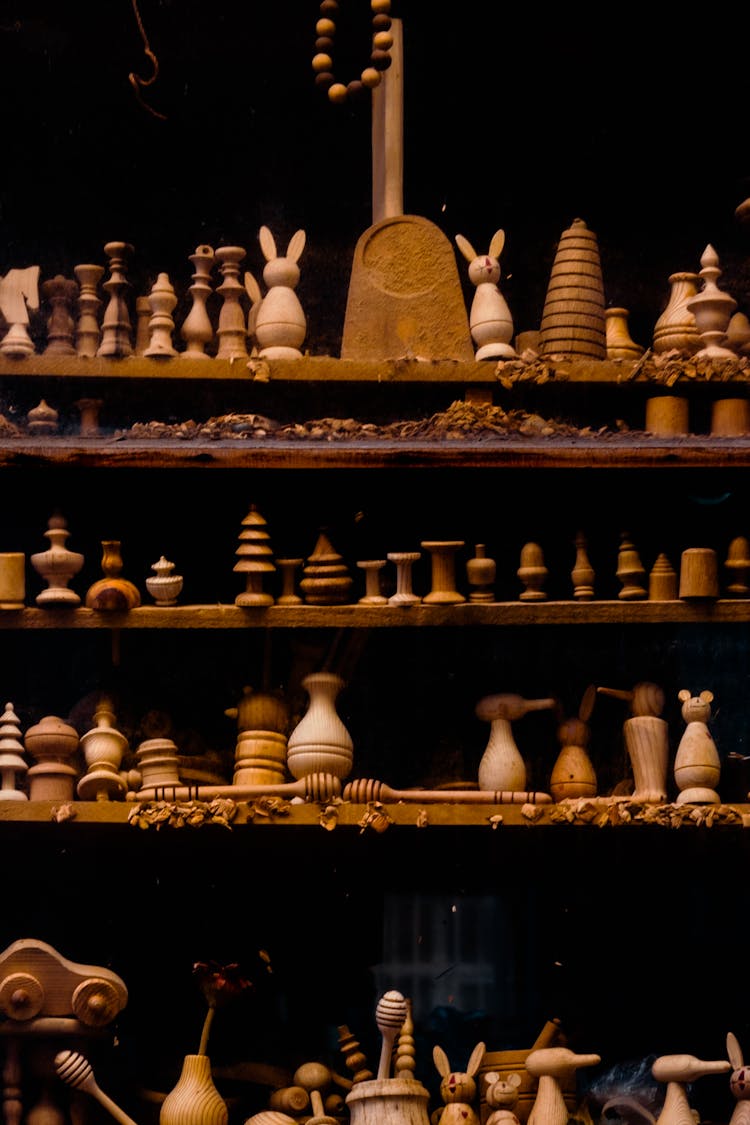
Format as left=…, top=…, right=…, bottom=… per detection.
left=357, top=560, right=388, bottom=605
left=616, top=532, right=647, bottom=600
left=421, top=540, right=466, bottom=604
left=26, top=399, right=59, bottom=436
left=31, top=513, right=84, bottom=606
left=338, top=1025, right=373, bottom=1085
left=275, top=558, right=303, bottom=605
left=77, top=696, right=128, bottom=801
left=518, top=542, right=548, bottom=601
left=134, top=295, right=152, bottom=354
left=571, top=532, right=595, bottom=601
left=549, top=685, right=597, bottom=802
left=387, top=551, right=421, bottom=606
left=234, top=504, right=275, bottom=607
left=299, top=531, right=353, bottom=605
left=0, top=703, right=28, bottom=801
left=467, top=544, right=496, bottom=602
left=526, top=1048, right=600, bottom=1125
left=0, top=266, right=40, bottom=357
left=144, top=272, right=178, bottom=357
left=74, top=263, right=104, bottom=357
left=475, top=692, right=556, bottom=792
left=652, top=271, right=701, bottom=354
left=97, top=242, right=134, bottom=357
left=23, top=714, right=80, bottom=801
left=181, top=244, right=215, bottom=359
left=215, top=245, right=249, bottom=359
left=255, top=226, right=307, bottom=359
left=76, top=397, right=103, bottom=437
left=432, top=1041, right=485, bottom=1125
left=287, top=672, right=353, bottom=781
left=85, top=541, right=141, bottom=610
left=674, top=689, right=720, bottom=804
left=686, top=244, right=737, bottom=360
left=597, top=681, right=668, bottom=802
left=41, top=274, right=78, bottom=355
left=725, top=536, right=750, bottom=596
left=145, top=556, right=183, bottom=605
left=455, top=229, right=515, bottom=360
left=651, top=1054, right=731, bottom=1125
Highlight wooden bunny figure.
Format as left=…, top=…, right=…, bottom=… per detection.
left=254, top=225, right=307, bottom=359
left=433, top=1041, right=485, bottom=1125
left=674, top=689, right=720, bottom=805
left=455, top=230, right=516, bottom=360
left=728, top=1033, right=750, bottom=1125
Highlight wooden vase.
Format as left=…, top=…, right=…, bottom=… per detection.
left=286, top=672, right=353, bottom=780
left=652, top=272, right=701, bottom=354
left=160, top=1054, right=228, bottom=1125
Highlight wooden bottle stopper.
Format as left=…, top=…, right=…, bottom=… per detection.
left=679, top=548, right=719, bottom=599
left=24, top=715, right=80, bottom=801
left=77, top=697, right=128, bottom=801
left=421, top=541, right=466, bottom=604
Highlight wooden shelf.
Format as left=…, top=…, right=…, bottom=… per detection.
left=2, top=601, right=750, bottom=628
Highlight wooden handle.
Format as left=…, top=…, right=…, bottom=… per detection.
left=55, top=1051, right=140, bottom=1125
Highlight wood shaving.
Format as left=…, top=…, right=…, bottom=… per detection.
left=357, top=801, right=393, bottom=834
left=127, top=798, right=238, bottom=829
left=549, top=797, right=745, bottom=827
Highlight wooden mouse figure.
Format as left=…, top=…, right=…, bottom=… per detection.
left=455, top=230, right=516, bottom=360
left=674, top=688, right=720, bottom=804
left=433, top=1041, right=485, bottom=1125
left=728, top=1032, right=750, bottom=1125
left=254, top=225, right=307, bottom=359
left=484, top=1071, right=521, bottom=1125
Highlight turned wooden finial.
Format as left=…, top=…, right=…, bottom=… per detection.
left=616, top=532, right=647, bottom=600
left=571, top=532, right=595, bottom=601
left=338, top=1024, right=373, bottom=1084
left=518, top=542, right=548, bottom=602
left=725, top=536, right=750, bottom=596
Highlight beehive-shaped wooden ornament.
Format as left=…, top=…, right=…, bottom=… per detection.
left=540, top=218, right=606, bottom=359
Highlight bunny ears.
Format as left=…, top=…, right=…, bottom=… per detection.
left=456, top=229, right=505, bottom=264
left=259, top=225, right=306, bottom=264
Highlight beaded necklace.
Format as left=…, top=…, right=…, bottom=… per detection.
left=312, top=0, right=393, bottom=104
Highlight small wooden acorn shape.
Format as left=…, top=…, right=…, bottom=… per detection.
left=433, top=1041, right=486, bottom=1125
left=651, top=1053, right=731, bottom=1125
left=727, top=1033, right=750, bottom=1125
left=484, top=1071, right=522, bottom=1125
left=475, top=692, right=556, bottom=793
left=455, top=230, right=515, bottom=359
left=254, top=226, right=307, bottom=359
left=674, top=689, right=720, bottom=804
left=549, top=685, right=597, bottom=802
left=526, top=1047, right=601, bottom=1125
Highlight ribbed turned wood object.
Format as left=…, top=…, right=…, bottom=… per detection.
left=540, top=218, right=606, bottom=359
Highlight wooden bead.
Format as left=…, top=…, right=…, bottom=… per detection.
left=361, top=67, right=382, bottom=88
left=372, top=30, right=393, bottom=50
left=372, top=13, right=392, bottom=29
left=315, top=72, right=334, bottom=88
left=312, top=52, right=333, bottom=72
left=370, top=48, right=392, bottom=70
left=315, top=36, right=334, bottom=50
left=316, top=16, right=336, bottom=35
left=346, top=79, right=366, bottom=99
left=371, top=0, right=391, bottom=11
left=328, top=82, right=348, bottom=103
left=320, top=0, right=339, bottom=11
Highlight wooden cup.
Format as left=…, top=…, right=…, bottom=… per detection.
left=679, top=548, right=719, bottom=599
left=0, top=553, right=25, bottom=608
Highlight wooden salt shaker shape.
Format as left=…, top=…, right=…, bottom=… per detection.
left=286, top=671, right=353, bottom=781
left=97, top=242, right=134, bottom=357
left=300, top=531, right=353, bottom=605
left=518, top=542, right=548, bottom=601
left=725, top=536, right=750, bottom=595
left=215, top=246, right=249, bottom=359
left=597, top=681, right=668, bottom=802
left=571, top=532, right=595, bottom=601
left=145, top=556, right=183, bottom=605
left=85, top=541, right=141, bottom=610
left=616, top=532, right=647, bottom=600
left=467, top=544, right=496, bottom=603
left=686, top=245, right=737, bottom=359
left=24, top=714, right=79, bottom=801
left=255, top=226, right=307, bottom=359
left=234, top=504, right=275, bottom=606
left=526, top=1048, right=601, bottom=1125
left=387, top=552, right=421, bottom=606
left=74, top=263, right=104, bottom=357
left=651, top=1054, right=730, bottom=1125
left=421, top=540, right=466, bottom=604
left=144, top=272, right=178, bottom=357
left=455, top=229, right=515, bottom=359
left=275, top=558, right=303, bottom=605
left=357, top=560, right=388, bottom=605
left=31, top=513, right=84, bottom=606
left=0, top=265, right=40, bottom=357
left=41, top=275, right=77, bottom=355
left=475, top=692, right=556, bottom=792
left=605, top=307, right=643, bottom=360
left=0, top=703, right=28, bottom=800
left=433, top=1041, right=485, bottom=1125
left=540, top=219, right=606, bottom=359
left=77, top=697, right=128, bottom=801
left=674, top=689, right=720, bottom=804
left=226, top=684, right=289, bottom=787
left=181, top=244, right=215, bottom=359
left=549, top=685, right=597, bottom=802
left=653, top=271, right=701, bottom=354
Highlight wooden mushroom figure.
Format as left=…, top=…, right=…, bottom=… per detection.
left=526, top=1047, right=600, bottom=1125
left=651, top=1053, right=731, bottom=1125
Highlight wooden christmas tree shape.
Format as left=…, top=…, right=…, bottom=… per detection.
left=299, top=531, right=353, bottom=605
left=234, top=504, right=275, bottom=606
left=0, top=702, right=28, bottom=801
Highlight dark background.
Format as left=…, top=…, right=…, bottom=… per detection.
left=2, top=2, right=750, bottom=355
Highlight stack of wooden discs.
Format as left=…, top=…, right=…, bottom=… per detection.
left=540, top=218, right=606, bottom=358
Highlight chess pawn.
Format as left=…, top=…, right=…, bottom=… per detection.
left=549, top=685, right=597, bottom=802
left=85, top=541, right=141, bottom=611
left=674, top=689, right=720, bottom=804
left=597, top=681, right=668, bottom=803
left=652, top=272, right=701, bottom=354
left=571, top=532, right=595, bottom=601
left=286, top=671, right=354, bottom=781
left=74, top=263, right=104, bottom=357
left=145, top=556, right=183, bottom=606
left=518, top=542, right=548, bottom=601
left=616, top=532, right=647, bottom=600
left=0, top=703, right=28, bottom=800
left=234, top=504, right=275, bottom=607
left=475, top=692, right=556, bottom=792
left=254, top=226, right=307, bottom=359
left=466, top=544, right=496, bottom=603
left=686, top=244, right=737, bottom=359
left=24, top=714, right=80, bottom=801
left=144, top=273, right=178, bottom=357
left=181, top=244, right=215, bottom=359
left=31, top=513, right=84, bottom=606
left=725, top=536, right=750, bottom=596
left=455, top=229, right=516, bottom=360
left=215, top=246, right=249, bottom=359
left=97, top=241, right=134, bottom=357
left=77, top=696, right=128, bottom=801
left=605, top=307, right=643, bottom=360
left=134, top=296, right=152, bottom=355
left=41, top=274, right=78, bottom=355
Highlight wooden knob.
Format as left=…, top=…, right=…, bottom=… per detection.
left=0, top=972, right=44, bottom=1019
left=72, top=977, right=125, bottom=1026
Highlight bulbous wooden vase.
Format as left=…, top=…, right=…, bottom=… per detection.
left=287, top=672, right=353, bottom=780
left=160, top=1054, right=228, bottom=1125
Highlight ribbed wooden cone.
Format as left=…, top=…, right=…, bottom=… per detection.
left=540, top=218, right=606, bottom=359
